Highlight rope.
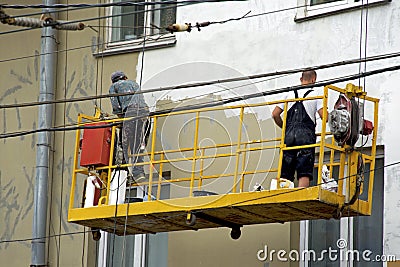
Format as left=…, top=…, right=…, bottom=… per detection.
left=110, top=169, right=121, bottom=267
left=121, top=9, right=150, bottom=264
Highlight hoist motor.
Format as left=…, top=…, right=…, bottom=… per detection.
left=329, top=94, right=374, bottom=147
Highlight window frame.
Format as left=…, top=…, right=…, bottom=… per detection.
left=300, top=148, right=384, bottom=267
left=295, top=0, right=391, bottom=22
left=97, top=186, right=147, bottom=267
left=97, top=181, right=170, bottom=267
left=95, top=0, right=176, bottom=57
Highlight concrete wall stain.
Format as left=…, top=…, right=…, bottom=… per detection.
left=10, top=70, right=33, bottom=85
left=21, top=166, right=34, bottom=221
left=0, top=53, right=95, bottom=253
left=14, top=99, right=24, bottom=141
left=0, top=166, right=34, bottom=250
left=0, top=171, right=20, bottom=250
left=53, top=156, right=79, bottom=236
left=30, top=122, right=36, bottom=149
left=2, top=109, right=5, bottom=144
left=0, top=85, right=23, bottom=103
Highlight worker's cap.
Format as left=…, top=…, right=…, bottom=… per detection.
left=111, top=71, right=126, bottom=83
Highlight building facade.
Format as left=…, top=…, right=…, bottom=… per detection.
left=0, top=0, right=399, bottom=266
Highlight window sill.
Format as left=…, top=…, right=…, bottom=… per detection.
left=93, top=35, right=176, bottom=57
left=295, top=0, right=391, bottom=22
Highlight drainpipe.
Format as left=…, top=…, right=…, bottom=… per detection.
left=31, top=0, right=57, bottom=266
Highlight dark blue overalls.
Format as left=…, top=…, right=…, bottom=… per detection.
left=281, top=89, right=316, bottom=181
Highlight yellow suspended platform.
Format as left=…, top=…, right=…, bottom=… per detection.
left=68, top=84, right=379, bottom=239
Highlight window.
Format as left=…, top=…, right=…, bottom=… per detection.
left=295, top=0, right=391, bottom=22
left=97, top=183, right=170, bottom=267
left=102, top=0, right=177, bottom=55
left=300, top=157, right=384, bottom=267
left=310, top=0, right=342, bottom=6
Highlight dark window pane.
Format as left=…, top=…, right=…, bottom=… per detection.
left=111, top=0, right=145, bottom=42
left=308, top=219, right=341, bottom=267
left=353, top=158, right=384, bottom=267
left=151, top=0, right=177, bottom=35
left=107, top=235, right=136, bottom=267
left=310, top=0, right=342, bottom=6
left=145, top=184, right=170, bottom=267
left=308, top=157, right=384, bottom=267
left=105, top=183, right=170, bottom=267
left=110, top=0, right=176, bottom=43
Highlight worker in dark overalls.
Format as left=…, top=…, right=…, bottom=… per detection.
left=272, top=70, right=326, bottom=187
left=109, top=71, right=150, bottom=182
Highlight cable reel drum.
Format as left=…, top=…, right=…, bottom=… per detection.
left=329, top=88, right=374, bottom=219
left=329, top=92, right=374, bottom=148
left=329, top=94, right=361, bottom=147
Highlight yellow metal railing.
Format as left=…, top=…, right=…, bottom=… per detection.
left=68, top=84, right=379, bottom=215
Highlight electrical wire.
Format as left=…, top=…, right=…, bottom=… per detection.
left=355, top=1, right=370, bottom=257
left=0, top=0, right=249, bottom=37
left=231, top=160, right=397, bottom=207
left=120, top=16, right=150, bottom=264
left=0, top=0, right=245, bottom=43
left=0, top=2, right=188, bottom=36
left=57, top=10, right=70, bottom=266
left=81, top=227, right=86, bottom=267
left=0, top=0, right=245, bottom=9
left=0, top=28, right=170, bottom=63
left=1, top=64, right=399, bottom=140
left=0, top=0, right=388, bottom=259
left=0, top=0, right=190, bottom=19
left=153, top=73, right=293, bottom=112
left=0, top=1, right=390, bottom=66
left=2, top=50, right=400, bottom=110
left=110, top=169, right=121, bottom=266
left=98, top=4, right=106, bottom=112
left=0, top=160, right=398, bottom=245
left=0, top=2, right=362, bottom=39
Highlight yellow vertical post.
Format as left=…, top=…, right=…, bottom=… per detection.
left=233, top=107, right=244, bottom=193
left=347, top=151, right=359, bottom=202
left=148, top=116, right=158, bottom=200
left=105, top=125, right=117, bottom=204
left=337, top=151, right=346, bottom=196
left=329, top=137, right=335, bottom=175
left=277, top=102, right=288, bottom=182
left=198, top=148, right=205, bottom=190
left=239, top=143, right=248, bottom=192
left=189, top=112, right=200, bottom=197
left=367, top=99, right=379, bottom=212
left=317, top=86, right=329, bottom=185
left=69, top=114, right=83, bottom=211
left=156, top=153, right=164, bottom=200
left=345, top=152, right=352, bottom=202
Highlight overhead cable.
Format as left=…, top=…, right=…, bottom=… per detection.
left=0, top=10, right=85, bottom=30
left=1, top=64, right=399, bottom=139
left=0, top=30, right=169, bottom=63
left=1, top=51, right=400, bottom=110
left=0, top=0, right=247, bottom=9
left=0, top=2, right=187, bottom=35
left=0, top=2, right=355, bottom=37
